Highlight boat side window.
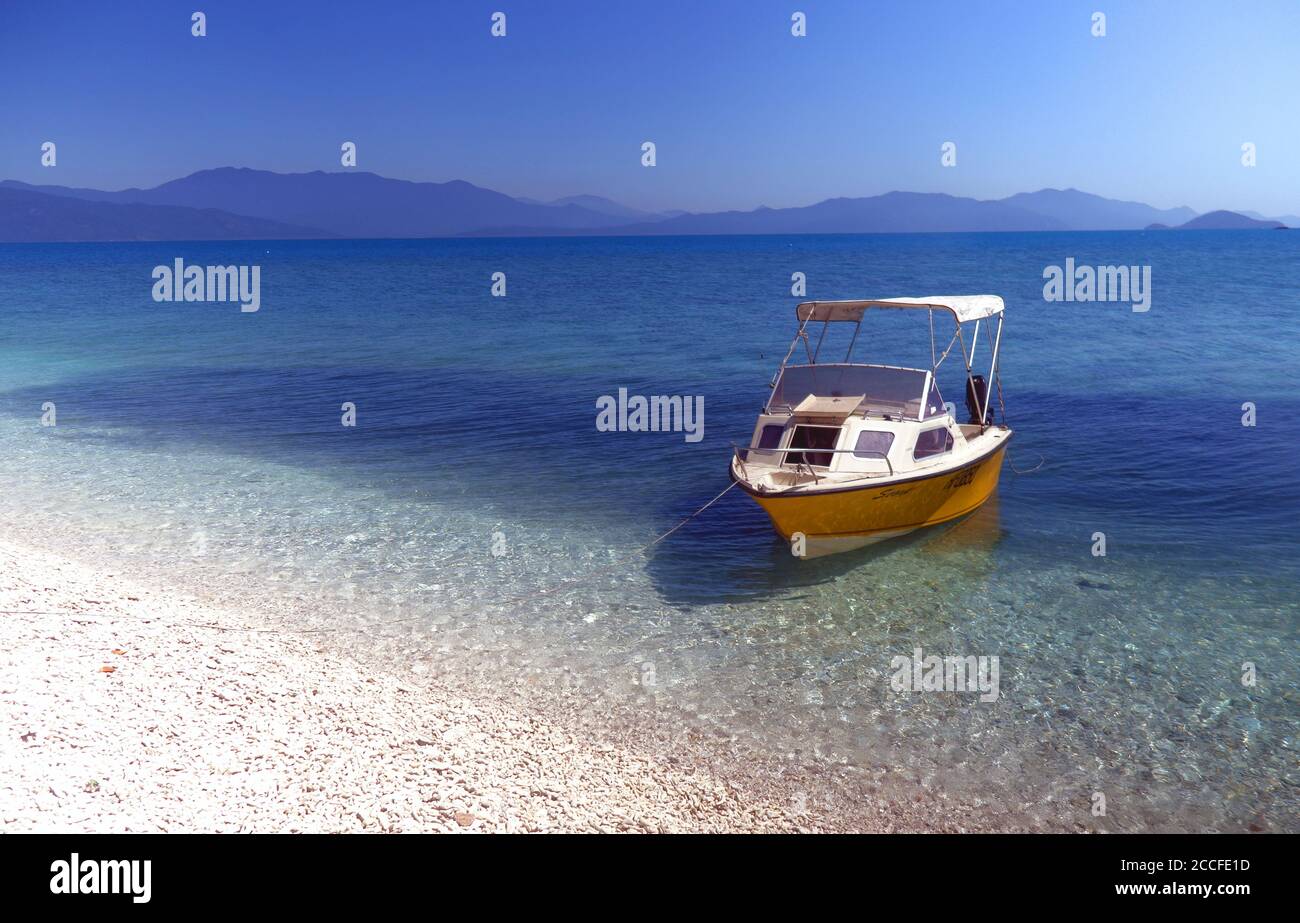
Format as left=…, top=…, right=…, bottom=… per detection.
left=757, top=424, right=784, bottom=450
left=913, top=426, right=954, bottom=460
left=785, top=424, right=840, bottom=468
left=853, top=430, right=894, bottom=459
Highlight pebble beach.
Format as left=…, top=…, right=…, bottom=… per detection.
left=0, top=537, right=1035, bottom=834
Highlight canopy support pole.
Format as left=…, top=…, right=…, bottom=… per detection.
left=981, top=313, right=1004, bottom=429
left=928, top=308, right=937, bottom=373
left=845, top=316, right=863, bottom=362
left=811, top=318, right=830, bottom=364
left=955, top=323, right=977, bottom=430
left=770, top=315, right=813, bottom=397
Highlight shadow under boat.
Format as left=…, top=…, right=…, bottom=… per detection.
left=641, top=488, right=1006, bottom=607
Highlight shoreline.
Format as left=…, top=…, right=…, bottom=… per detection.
left=0, top=535, right=1062, bottom=833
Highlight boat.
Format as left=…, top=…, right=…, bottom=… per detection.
left=730, top=296, right=1013, bottom=557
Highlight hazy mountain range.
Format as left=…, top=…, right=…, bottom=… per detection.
left=0, top=169, right=1290, bottom=242
left=0, top=184, right=332, bottom=242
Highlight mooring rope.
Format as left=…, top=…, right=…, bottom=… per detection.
left=527, top=480, right=738, bottom=603
left=990, top=353, right=1044, bottom=476
left=1009, top=452, right=1045, bottom=475
left=0, top=482, right=741, bottom=635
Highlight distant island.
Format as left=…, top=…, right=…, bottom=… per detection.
left=0, top=169, right=1292, bottom=242
left=1145, top=209, right=1287, bottom=231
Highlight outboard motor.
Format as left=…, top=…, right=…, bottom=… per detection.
left=965, top=375, right=992, bottom=425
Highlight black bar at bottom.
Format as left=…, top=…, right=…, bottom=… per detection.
left=0, top=833, right=1280, bottom=909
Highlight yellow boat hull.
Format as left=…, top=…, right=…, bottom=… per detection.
left=741, top=443, right=1010, bottom=554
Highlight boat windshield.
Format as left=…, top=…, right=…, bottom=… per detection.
left=769, top=364, right=929, bottom=420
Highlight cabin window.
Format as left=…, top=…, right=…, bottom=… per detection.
left=913, top=427, right=954, bottom=460
left=853, top=430, right=895, bottom=459
left=757, top=424, right=784, bottom=450
left=785, top=425, right=839, bottom=468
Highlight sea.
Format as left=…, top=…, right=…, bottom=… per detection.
left=1, top=230, right=1296, bottom=831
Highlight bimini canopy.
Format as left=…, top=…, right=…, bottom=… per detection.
left=796, top=296, right=1005, bottom=325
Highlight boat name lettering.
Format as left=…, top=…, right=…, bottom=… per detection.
left=945, top=465, right=981, bottom=490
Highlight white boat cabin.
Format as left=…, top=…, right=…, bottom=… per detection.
left=741, top=362, right=984, bottom=489
left=733, top=296, right=1010, bottom=493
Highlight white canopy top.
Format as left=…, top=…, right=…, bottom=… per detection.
left=797, top=295, right=1005, bottom=325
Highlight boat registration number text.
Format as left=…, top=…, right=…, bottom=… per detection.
left=944, top=464, right=981, bottom=490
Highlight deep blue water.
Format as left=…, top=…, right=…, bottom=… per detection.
left=1, top=231, right=1296, bottom=830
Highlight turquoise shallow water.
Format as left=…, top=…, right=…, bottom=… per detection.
left=1, top=231, right=1296, bottom=830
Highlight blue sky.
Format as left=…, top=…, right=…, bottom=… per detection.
left=2, top=0, right=1296, bottom=216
